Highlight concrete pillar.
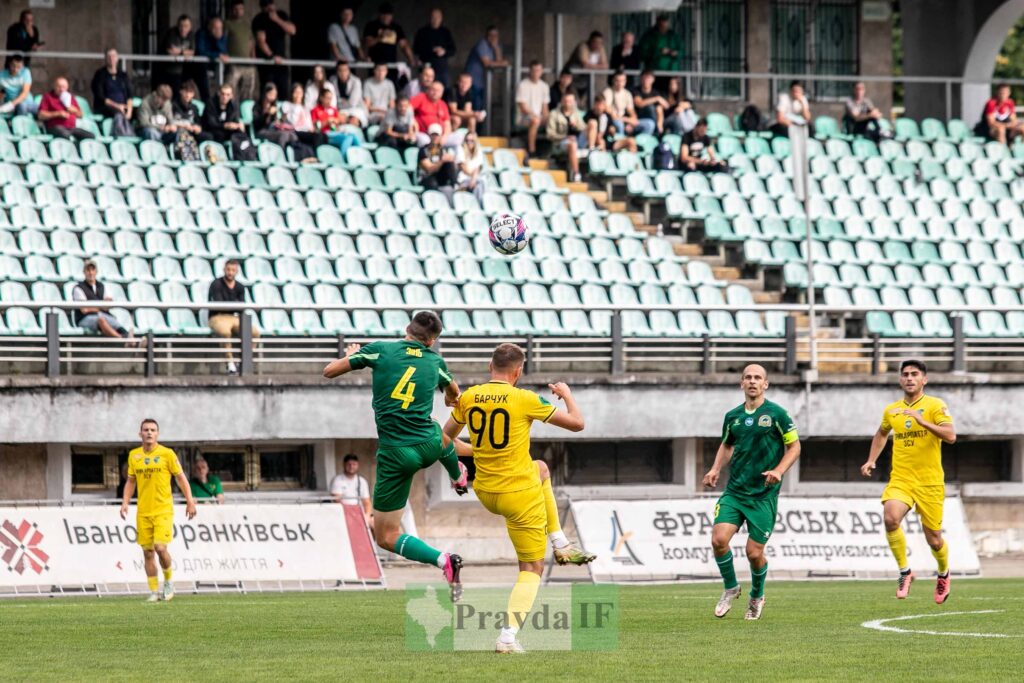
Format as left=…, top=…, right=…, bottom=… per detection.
left=745, top=0, right=772, bottom=110
left=46, top=443, right=72, bottom=500
left=859, top=4, right=894, bottom=116
left=1012, top=438, right=1024, bottom=483
left=671, top=438, right=697, bottom=489
left=314, top=439, right=335, bottom=493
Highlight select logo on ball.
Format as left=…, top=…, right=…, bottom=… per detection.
left=488, top=213, right=530, bottom=256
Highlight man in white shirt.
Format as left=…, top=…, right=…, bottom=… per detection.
left=515, top=60, right=549, bottom=160
left=330, top=454, right=371, bottom=524
left=601, top=70, right=641, bottom=136
left=772, top=80, right=811, bottom=138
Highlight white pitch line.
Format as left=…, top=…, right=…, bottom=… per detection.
left=861, top=610, right=1018, bottom=638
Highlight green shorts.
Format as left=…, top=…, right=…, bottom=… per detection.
left=374, top=430, right=456, bottom=513
left=713, top=493, right=778, bottom=545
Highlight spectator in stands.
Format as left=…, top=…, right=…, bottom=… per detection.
left=253, top=82, right=315, bottom=161
left=978, top=83, right=1024, bottom=145
left=456, top=131, right=486, bottom=199
left=413, top=8, right=457, bottom=88
left=412, top=80, right=458, bottom=147
left=564, top=31, right=608, bottom=100
left=610, top=31, right=641, bottom=79
left=402, top=65, right=434, bottom=100
left=203, top=83, right=253, bottom=158
left=72, top=260, right=133, bottom=341
left=328, top=6, right=364, bottom=64
left=0, top=54, right=35, bottom=116
left=38, top=77, right=94, bottom=141
left=195, top=16, right=229, bottom=102
left=329, top=454, right=371, bottom=523
left=448, top=72, right=484, bottom=134
left=91, top=48, right=135, bottom=136
left=680, top=118, right=727, bottom=173
left=224, top=0, right=257, bottom=104
left=208, top=259, right=259, bottom=374
left=253, top=0, right=296, bottom=97
left=170, top=80, right=204, bottom=158
left=843, top=81, right=884, bottom=142
left=377, top=95, right=418, bottom=150
left=190, top=457, right=224, bottom=504
left=549, top=68, right=574, bottom=110
left=602, top=69, right=648, bottom=136
left=310, top=88, right=360, bottom=156
left=516, top=60, right=549, bottom=161
left=418, top=123, right=457, bottom=194
left=663, top=77, right=697, bottom=135
left=281, top=83, right=326, bottom=148
left=585, top=95, right=637, bottom=153
left=772, top=80, right=811, bottom=138
left=138, top=84, right=178, bottom=142
left=156, top=14, right=197, bottom=92
left=640, top=15, right=682, bottom=90
left=465, top=26, right=508, bottom=93
left=363, top=62, right=396, bottom=125
left=363, top=3, right=414, bottom=86
left=547, top=90, right=586, bottom=182
left=304, top=64, right=337, bottom=109
left=331, top=60, right=368, bottom=127
left=633, top=69, right=668, bottom=135
left=6, top=10, right=41, bottom=66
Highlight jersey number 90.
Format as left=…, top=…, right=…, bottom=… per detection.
left=467, top=407, right=510, bottom=449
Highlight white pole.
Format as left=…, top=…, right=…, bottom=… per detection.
left=514, top=0, right=524, bottom=93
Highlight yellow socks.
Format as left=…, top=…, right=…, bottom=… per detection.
left=541, top=479, right=560, bottom=535
left=147, top=576, right=159, bottom=592
left=931, top=540, right=949, bottom=574
left=885, top=528, right=908, bottom=570
left=163, top=567, right=172, bottom=582
left=506, top=571, right=542, bottom=633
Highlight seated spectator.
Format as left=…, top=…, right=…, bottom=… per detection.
left=329, top=454, right=371, bottom=524
left=38, top=77, right=94, bottom=141
left=253, top=82, right=315, bottom=161
left=208, top=259, right=259, bottom=375
left=72, top=260, right=135, bottom=342
left=328, top=6, right=364, bottom=63
left=602, top=69, right=649, bottom=136
left=202, top=83, right=254, bottom=158
left=456, top=131, right=486, bottom=199
left=0, top=54, right=35, bottom=116
left=448, top=72, right=484, bottom=134
left=843, top=81, right=884, bottom=142
left=311, top=88, right=360, bottom=156
left=610, top=31, right=640, bottom=78
left=633, top=69, right=668, bottom=135
left=377, top=96, right=418, bottom=150
left=664, top=77, right=697, bottom=135
left=585, top=95, right=637, bottom=153
left=364, top=63, right=396, bottom=126
left=977, top=83, right=1024, bottom=145
left=138, top=84, right=178, bottom=142
left=91, top=48, right=135, bottom=136
left=516, top=60, right=549, bottom=160
left=412, top=80, right=460, bottom=147
left=413, top=8, right=457, bottom=88
left=331, top=60, right=368, bottom=127
left=418, top=123, right=457, bottom=194
left=195, top=16, right=228, bottom=102
left=170, top=80, right=204, bottom=160
left=546, top=90, right=586, bottom=182
left=564, top=30, right=608, bottom=99
left=6, top=10, right=41, bottom=66
left=281, top=83, right=327, bottom=148
left=771, top=80, right=810, bottom=138
left=402, top=64, right=434, bottom=101
left=304, top=64, right=337, bottom=110
left=549, top=68, right=574, bottom=110
left=190, top=457, right=224, bottom=503
left=680, top=117, right=728, bottom=173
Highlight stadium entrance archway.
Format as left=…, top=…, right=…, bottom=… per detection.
left=961, top=0, right=1024, bottom=125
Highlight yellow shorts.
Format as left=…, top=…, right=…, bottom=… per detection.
left=475, top=484, right=547, bottom=562
left=137, top=513, right=174, bottom=548
left=882, top=482, right=945, bottom=530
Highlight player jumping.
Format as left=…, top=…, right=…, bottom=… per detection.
left=861, top=359, right=956, bottom=603
left=323, top=311, right=468, bottom=600
left=443, top=343, right=594, bottom=653
left=119, top=419, right=198, bottom=602
left=703, top=364, right=800, bottom=621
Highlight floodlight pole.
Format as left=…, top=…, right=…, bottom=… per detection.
left=789, top=116, right=819, bottom=375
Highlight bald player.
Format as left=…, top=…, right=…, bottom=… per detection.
left=702, top=364, right=801, bottom=621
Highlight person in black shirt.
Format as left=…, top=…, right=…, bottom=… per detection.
left=447, top=72, right=484, bottom=134
left=203, top=83, right=252, bottom=157
left=91, top=48, right=135, bottom=137
left=633, top=69, right=670, bottom=135
left=413, top=8, right=456, bottom=88
left=208, top=259, right=259, bottom=374
left=252, top=0, right=296, bottom=97
left=680, top=117, right=728, bottom=173
left=364, top=3, right=415, bottom=86
left=610, top=31, right=640, bottom=87
left=584, top=96, right=637, bottom=152
left=418, top=123, right=457, bottom=194
left=549, top=68, right=574, bottom=110
left=171, top=80, right=204, bottom=143
left=6, top=10, right=41, bottom=66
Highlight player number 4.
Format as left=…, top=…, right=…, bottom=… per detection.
left=391, top=367, right=417, bottom=410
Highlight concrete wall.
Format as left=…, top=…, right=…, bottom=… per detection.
left=0, top=444, right=47, bottom=500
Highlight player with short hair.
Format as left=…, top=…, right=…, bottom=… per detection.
left=703, top=364, right=800, bottom=621
left=119, top=419, right=197, bottom=602
left=443, top=342, right=593, bottom=654
left=861, top=359, right=956, bottom=603
left=323, top=310, right=468, bottom=600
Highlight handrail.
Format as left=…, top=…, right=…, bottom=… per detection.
left=0, top=48, right=396, bottom=71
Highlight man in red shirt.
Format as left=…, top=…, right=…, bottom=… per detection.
left=981, top=83, right=1024, bottom=145
left=38, top=76, right=94, bottom=140
left=411, top=80, right=463, bottom=147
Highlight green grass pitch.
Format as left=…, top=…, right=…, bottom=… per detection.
left=2, top=578, right=1022, bottom=681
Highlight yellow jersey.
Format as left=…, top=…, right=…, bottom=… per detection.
left=451, top=380, right=557, bottom=494
left=880, top=394, right=952, bottom=487
left=127, top=444, right=183, bottom=516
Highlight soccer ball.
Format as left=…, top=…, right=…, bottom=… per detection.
left=488, top=213, right=529, bottom=255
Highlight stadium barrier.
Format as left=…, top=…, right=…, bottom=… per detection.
left=570, top=497, right=980, bottom=582
left=0, top=501, right=384, bottom=597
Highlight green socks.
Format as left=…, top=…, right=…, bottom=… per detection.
left=715, top=551, right=739, bottom=590
left=438, top=441, right=462, bottom=481
left=395, top=533, right=443, bottom=567
left=751, top=563, right=768, bottom=599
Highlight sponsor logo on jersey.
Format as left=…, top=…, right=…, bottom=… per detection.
left=154, top=456, right=160, bottom=463
left=405, top=347, right=423, bottom=357
left=758, top=415, right=772, bottom=427
left=144, top=458, right=150, bottom=465
left=744, top=417, right=754, bottom=427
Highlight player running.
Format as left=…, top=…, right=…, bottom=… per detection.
left=442, top=343, right=594, bottom=654
left=323, top=311, right=468, bottom=600
left=119, top=419, right=197, bottom=602
left=703, top=364, right=800, bottom=621
left=861, top=359, right=956, bottom=603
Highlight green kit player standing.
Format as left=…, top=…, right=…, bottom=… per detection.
left=323, top=311, right=469, bottom=600
left=702, top=364, right=801, bottom=621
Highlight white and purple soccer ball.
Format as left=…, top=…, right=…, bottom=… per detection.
left=488, top=213, right=530, bottom=255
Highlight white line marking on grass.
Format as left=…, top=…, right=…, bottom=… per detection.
left=861, top=610, right=1019, bottom=638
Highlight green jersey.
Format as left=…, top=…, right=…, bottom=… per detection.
left=348, top=339, right=454, bottom=447
left=721, top=399, right=798, bottom=500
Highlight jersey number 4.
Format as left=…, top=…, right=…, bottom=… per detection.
left=467, top=407, right=510, bottom=449
left=390, top=367, right=417, bottom=410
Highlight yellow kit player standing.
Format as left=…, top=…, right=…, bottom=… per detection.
left=861, top=360, right=956, bottom=603
left=119, top=419, right=197, bottom=602
left=443, top=343, right=594, bottom=654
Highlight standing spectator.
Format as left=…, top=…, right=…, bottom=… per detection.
left=515, top=60, right=549, bottom=161
left=91, top=48, right=135, bottom=136
left=771, top=80, right=810, bottom=138
left=170, top=80, right=203, bottom=159
left=195, top=16, right=228, bottom=103
left=156, top=15, right=197, bottom=92
left=0, top=54, right=35, bottom=116
left=664, top=77, right=697, bottom=135
left=190, top=457, right=224, bottom=504
left=224, top=0, right=257, bottom=104
left=465, top=26, right=508, bottom=93
left=72, top=260, right=134, bottom=341
left=208, top=259, right=259, bottom=374
left=377, top=96, right=418, bottom=150
left=138, top=84, right=177, bottom=142
left=633, top=69, right=668, bottom=135
left=640, top=15, right=682, bottom=90
left=844, top=81, right=884, bottom=142
left=330, top=454, right=371, bottom=524
left=281, top=83, right=326, bottom=148
left=304, top=64, right=337, bottom=109
left=418, top=123, right=457, bottom=194
left=402, top=65, right=434, bottom=100
left=363, top=62, right=396, bottom=125
left=363, top=3, right=415, bottom=86
left=448, top=72, right=484, bottom=134
left=413, top=8, right=457, bottom=88
left=311, top=88, right=360, bottom=155
left=585, top=95, right=638, bottom=153
left=456, top=131, right=486, bottom=199
left=549, top=68, right=574, bottom=110
left=253, top=0, right=296, bottom=97
left=411, top=80, right=457, bottom=147
left=328, top=6, right=364, bottom=64
left=680, top=117, right=728, bottom=173
left=203, top=84, right=253, bottom=158
left=977, top=83, right=1024, bottom=145
left=331, top=60, right=368, bottom=127
left=547, top=91, right=586, bottom=182
left=611, top=31, right=641, bottom=78
left=564, top=31, right=608, bottom=100
left=38, top=77, right=94, bottom=141
left=6, top=10, right=41, bottom=66
left=602, top=70, right=647, bottom=135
